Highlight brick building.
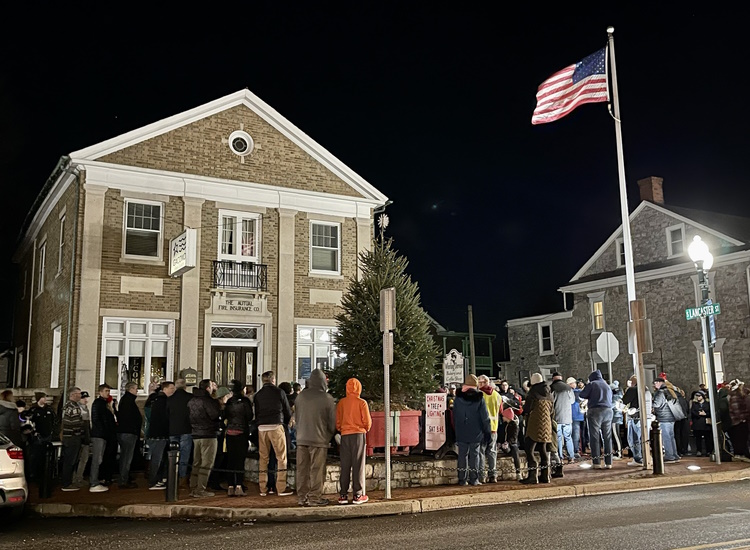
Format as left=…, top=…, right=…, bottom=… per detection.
left=506, top=177, right=750, bottom=393
left=11, top=89, right=388, bottom=399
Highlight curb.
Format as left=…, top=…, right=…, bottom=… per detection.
left=29, top=467, right=750, bottom=522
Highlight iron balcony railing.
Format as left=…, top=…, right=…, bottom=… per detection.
left=212, top=260, right=268, bottom=291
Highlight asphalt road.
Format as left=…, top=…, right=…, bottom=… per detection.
left=3, top=481, right=750, bottom=550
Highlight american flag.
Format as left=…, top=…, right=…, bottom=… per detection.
left=531, top=48, right=608, bottom=125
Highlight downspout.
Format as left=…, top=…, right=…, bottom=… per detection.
left=746, top=265, right=750, bottom=318
left=25, top=243, right=36, bottom=388
left=63, top=164, right=83, bottom=394
left=561, top=290, right=570, bottom=311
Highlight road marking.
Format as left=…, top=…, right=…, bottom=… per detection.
left=672, top=539, right=750, bottom=550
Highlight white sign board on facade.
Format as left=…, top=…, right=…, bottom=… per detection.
left=425, top=393, right=447, bottom=451
left=169, top=228, right=197, bottom=277
left=596, top=331, right=619, bottom=363
left=443, top=348, right=464, bottom=385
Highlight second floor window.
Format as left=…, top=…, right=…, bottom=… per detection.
left=310, top=221, right=340, bottom=274
left=667, top=223, right=685, bottom=257
left=37, top=242, right=46, bottom=296
left=218, top=211, right=261, bottom=263
left=124, top=200, right=162, bottom=258
left=538, top=322, right=554, bottom=355
left=58, top=214, right=66, bottom=273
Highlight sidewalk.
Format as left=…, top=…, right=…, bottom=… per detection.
left=28, top=457, right=750, bottom=522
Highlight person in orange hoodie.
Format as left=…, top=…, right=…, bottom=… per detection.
left=336, top=378, right=372, bottom=505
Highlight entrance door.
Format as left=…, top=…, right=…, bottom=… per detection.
left=210, top=346, right=258, bottom=388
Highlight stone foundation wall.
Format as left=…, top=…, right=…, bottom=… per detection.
left=245, top=455, right=529, bottom=493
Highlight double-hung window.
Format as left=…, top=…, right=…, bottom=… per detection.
left=37, top=242, right=46, bottom=296
left=538, top=322, right=554, bottom=356
left=310, top=221, right=341, bottom=274
left=124, top=200, right=163, bottom=258
left=58, top=214, right=66, bottom=274
left=615, top=238, right=625, bottom=268
left=666, top=223, right=686, bottom=258
left=218, top=210, right=261, bottom=263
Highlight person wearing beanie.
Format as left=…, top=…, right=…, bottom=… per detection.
left=477, top=375, right=501, bottom=483
left=550, top=372, right=575, bottom=467
left=580, top=370, right=614, bottom=469
left=223, top=380, right=253, bottom=497
left=521, top=374, right=555, bottom=484
left=691, top=391, right=712, bottom=457
left=453, top=374, right=491, bottom=486
left=652, top=377, right=681, bottom=463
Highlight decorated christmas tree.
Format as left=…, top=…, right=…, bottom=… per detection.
left=329, top=215, right=439, bottom=406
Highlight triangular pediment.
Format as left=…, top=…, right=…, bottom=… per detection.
left=571, top=201, right=746, bottom=282
left=69, top=90, right=387, bottom=203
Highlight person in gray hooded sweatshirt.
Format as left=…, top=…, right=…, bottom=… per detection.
left=550, top=372, right=575, bottom=464
left=294, top=369, right=336, bottom=507
left=580, top=369, right=614, bottom=469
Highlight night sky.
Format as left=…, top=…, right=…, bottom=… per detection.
left=2, top=7, right=749, bottom=356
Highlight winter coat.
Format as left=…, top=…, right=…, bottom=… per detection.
left=224, top=394, right=254, bottom=435
left=148, top=392, right=170, bottom=439
left=116, top=391, right=143, bottom=436
left=336, top=378, right=372, bottom=436
left=295, top=369, right=336, bottom=447
left=653, top=387, right=677, bottom=423
left=728, top=385, right=750, bottom=426
left=453, top=387, right=491, bottom=444
left=479, top=386, right=502, bottom=432
left=550, top=379, right=574, bottom=425
left=167, top=388, right=193, bottom=436
left=91, top=396, right=117, bottom=440
left=572, top=389, right=585, bottom=422
left=612, top=389, right=624, bottom=424
left=29, top=405, right=56, bottom=439
left=691, top=400, right=711, bottom=431
left=0, top=400, right=22, bottom=446
left=525, top=382, right=555, bottom=443
left=254, top=383, right=292, bottom=427
left=188, top=388, right=222, bottom=439
left=579, top=370, right=613, bottom=409
left=61, top=400, right=85, bottom=439
left=622, top=386, right=653, bottom=421
left=718, top=388, right=732, bottom=428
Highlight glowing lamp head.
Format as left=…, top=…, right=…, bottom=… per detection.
left=688, top=236, right=713, bottom=270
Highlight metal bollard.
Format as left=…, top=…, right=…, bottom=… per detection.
left=651, top=420, right=664, bottom=475
left=39, top=442, right=55, bottom=499
left=166, top=441, right=180, bottom=502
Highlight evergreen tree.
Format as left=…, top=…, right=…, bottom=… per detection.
left=329, top=219, right=439, bottom=406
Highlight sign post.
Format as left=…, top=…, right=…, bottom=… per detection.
left=380, top=287, right=396, bottom=500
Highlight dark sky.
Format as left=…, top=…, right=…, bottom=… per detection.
left=2, top=6, right=749, bottom=355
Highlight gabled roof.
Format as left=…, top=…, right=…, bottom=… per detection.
left=69, top=89, right=388, bottom=204
left=570, top=201, right=747, bottom=282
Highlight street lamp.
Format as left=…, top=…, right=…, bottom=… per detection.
left=687, top=235, right=722, bottom=464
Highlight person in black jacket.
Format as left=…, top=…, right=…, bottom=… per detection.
left=167, top=379, right=193, bottom=484
left=116, top=382, right=143, bottom=488
left=146, top=381, right=175, bottom=489
left=224, top=380, right=254, bottom=496
left=691, top=391, right=713, bottom=456
left=254, top=371, right=293, bottom=496
left=89, top=384, right=116, bottom=492
left=188, top=379, right=221, bottom=498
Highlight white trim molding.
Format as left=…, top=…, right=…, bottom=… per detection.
left=506, top=310, right=572, bottom=328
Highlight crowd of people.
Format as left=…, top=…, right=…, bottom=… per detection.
left=440, top=370, right=750, bottom=484
left=0, top=369, right=373, bottom=506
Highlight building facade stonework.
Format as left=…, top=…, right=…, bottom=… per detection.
left=506, top=178, right=750, bottom=393
left=11, top=90, right=387, bottom=399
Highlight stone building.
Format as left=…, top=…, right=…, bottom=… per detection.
left=506, top=177, right=750, bottom=392
left=11, top=89, right=388, bottom=399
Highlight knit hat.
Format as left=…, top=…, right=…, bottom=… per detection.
left=530, top=373, right=544, bottom=385
left=463, top=374, right=478, bottom=387
left=216, top=386, right=231, bottom=399
left=611, top=380, right=620, bottom=390
left=566, top=377, right=577, bottom=385
left=659, top=372, right=668, bottom=380
left=34, top=391, right=47, bottom=403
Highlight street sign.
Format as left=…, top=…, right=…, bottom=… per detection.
left=596, top=331, right=619, bottom=363
left=443, top=349, right=465, bottom=385
left=685, top=302, right=721, bottom=321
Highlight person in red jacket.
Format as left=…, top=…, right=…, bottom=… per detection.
left=336, top=378, right=372, bottom=505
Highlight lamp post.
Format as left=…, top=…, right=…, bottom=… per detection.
left=687, top=236, right=722, bottom=464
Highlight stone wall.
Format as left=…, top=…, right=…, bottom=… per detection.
left=244, top=455, right=529, bottom=493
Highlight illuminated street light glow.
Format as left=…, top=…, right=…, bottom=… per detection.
left=688, top=235, right=714, bottom=270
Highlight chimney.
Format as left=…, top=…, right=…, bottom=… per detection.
left=637, top=176, right=664, bottom=204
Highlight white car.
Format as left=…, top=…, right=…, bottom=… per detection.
left=0, top=433, right=27, bottom=519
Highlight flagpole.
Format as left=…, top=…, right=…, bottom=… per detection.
left=607, top=26, right=652, bottom=470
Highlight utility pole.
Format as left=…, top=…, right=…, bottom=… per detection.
left=467, top=305, right=476, bottom=375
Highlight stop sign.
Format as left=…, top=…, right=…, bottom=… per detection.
left=596, top=331, right=619, bottom=363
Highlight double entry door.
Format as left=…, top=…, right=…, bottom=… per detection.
left=210, top=346, right=258, bottom=388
